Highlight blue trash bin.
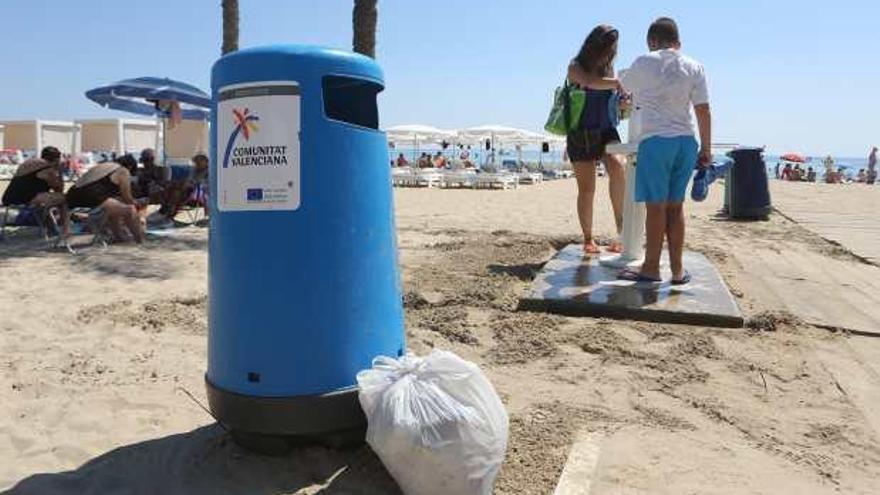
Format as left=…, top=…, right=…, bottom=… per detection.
left=725, top=147, right=772, bottom=219
left=206, top=45, right=405, bottom=437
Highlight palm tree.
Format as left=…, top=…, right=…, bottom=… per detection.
left=352, top=0, right=377, bottom=58
left=222, top=0, right=239, bottom=55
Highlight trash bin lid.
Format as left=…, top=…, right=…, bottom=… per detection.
left=212, top=44, right=383, bottom=87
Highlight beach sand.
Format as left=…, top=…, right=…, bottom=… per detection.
left=2, top=178, right=880, bottom=494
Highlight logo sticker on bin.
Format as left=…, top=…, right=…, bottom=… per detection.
left=217, top=82, right=301, bottom=211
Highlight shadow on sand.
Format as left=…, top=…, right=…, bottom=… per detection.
left=0, top=228, right=208, bottom=281
left=5, top=424, right=400, bottom=495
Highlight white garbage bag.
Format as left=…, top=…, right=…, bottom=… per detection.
left=357, top=350, right=509, bottom=495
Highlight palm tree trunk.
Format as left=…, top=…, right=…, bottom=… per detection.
left=222, top=0, right=239, bottom=55
left=352, top=0, right=377, bottom=58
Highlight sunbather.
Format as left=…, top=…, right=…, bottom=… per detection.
left=66, top=162, right=145, bottom=243
left=1, top=146, right=70, bottom=238
left=395, top=153, right=409, bottom=167
left=150, top=153, right=210, bottom=226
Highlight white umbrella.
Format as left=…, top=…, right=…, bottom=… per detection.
left=458, top=126, right=535, bottom=167
left=385, top=124, right=455, bottom=145
left=386, top=125, right=456, bottom=163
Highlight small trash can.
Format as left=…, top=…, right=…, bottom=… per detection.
left=725, top=147, right=772, bottom=219
left=206, top=45, right=405, bottom=439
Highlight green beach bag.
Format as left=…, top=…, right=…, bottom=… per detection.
left=544, top=80, right=585, bottom=136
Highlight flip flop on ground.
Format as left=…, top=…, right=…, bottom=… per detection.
left=671, top=271, right=692, bottom=285
left=617, top=269, right=662, bottom=283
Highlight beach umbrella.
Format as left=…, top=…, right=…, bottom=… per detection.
left=85, top=77, right=211, bottom=121
left=458, top=126, right=539, bottom=166
left=385, top=124, right=455, bottom=162
left=780, top=152, right=806, bottom=163
left=85, top=77, right=211, bottom=165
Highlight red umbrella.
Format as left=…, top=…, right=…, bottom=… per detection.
left=781, top=152, right=806, bottom=163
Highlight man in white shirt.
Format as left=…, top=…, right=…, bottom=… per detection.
left=619, top=17, right=712, bottom=285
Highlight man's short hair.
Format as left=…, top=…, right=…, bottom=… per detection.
left=648, top=17, right=680, bottom=46
left=40, top=146, right=61, bottom=162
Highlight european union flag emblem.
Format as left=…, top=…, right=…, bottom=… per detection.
left=246, top=188, right=263, bottom=201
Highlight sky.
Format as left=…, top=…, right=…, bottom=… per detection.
left=0, top=0, right=877, bottom=157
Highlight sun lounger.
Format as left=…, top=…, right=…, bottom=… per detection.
left=518, top=172, right=543, bottom=185
left=391, top=167, right=415, bottom=187
left=474, top=172, right=520, bottom=190
left=441, top=170, right=477, bottom=188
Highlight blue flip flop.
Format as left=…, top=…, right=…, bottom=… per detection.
left=618, top=269, right=662, bottom=283
left=671, top=271, right=692, bottom=285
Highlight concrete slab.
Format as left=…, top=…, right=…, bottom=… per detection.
left=554, top=432, right=604, bottom=495
left=520, top=245, right=743, bottom=328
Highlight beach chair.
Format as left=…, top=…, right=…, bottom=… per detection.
left=180, top=181, right=209, bottom=225
left=67, top=207, right=110, bottom=249
left=0, top=203, right=70, bottom=250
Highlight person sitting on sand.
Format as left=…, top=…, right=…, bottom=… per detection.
left=1, top=146, right=70, bottom=238
left=395, top=153, right=409, bottom=167
left=857, top=169, right=867, bottom=183
left=433, top=152, right=447, bottom=169
left=781, top=163, right=792, bottom=180
left=66, top=162, right=145, bottom=243
left=791, top=165, right=802, bottom=182
left=150, top=153, right=210, bottom=226
left=806, top=166, right=816, bottom=182
left=417, top=152, right=431, bottom=168
left=135, top=148, right=166, bottom=203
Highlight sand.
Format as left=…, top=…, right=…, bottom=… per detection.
left=2, top=178, right=880, bottom=494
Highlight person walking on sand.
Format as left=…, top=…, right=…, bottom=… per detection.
left=565, top=25, right=627, bottom=255
left=615, top=17, right=712, bottom=284
left=868, top=146, right=877, bottom=185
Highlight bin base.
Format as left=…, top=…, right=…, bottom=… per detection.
left=205, top=376, right=366, bottom=441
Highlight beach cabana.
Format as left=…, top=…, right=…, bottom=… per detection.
left=76, top=118, right=159, bottom=155
left=0, top=120, right=80, bottom=155
left=164, top=119, right=209, bottom=165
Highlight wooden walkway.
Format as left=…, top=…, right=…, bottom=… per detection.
left=771, top=182, right=880, bottom=265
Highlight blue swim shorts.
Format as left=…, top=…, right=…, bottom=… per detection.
left=634, top=135, right=699, bottom=203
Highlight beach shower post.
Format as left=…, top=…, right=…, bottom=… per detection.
left=602, top=105, right=646, bottom=268
left=206, top=45, right=405, bottom=442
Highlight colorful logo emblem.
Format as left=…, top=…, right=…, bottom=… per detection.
left=222, top=108, right=260, bottom=168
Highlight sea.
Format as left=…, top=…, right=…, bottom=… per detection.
left=391, top=144, right=870, bottom=179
